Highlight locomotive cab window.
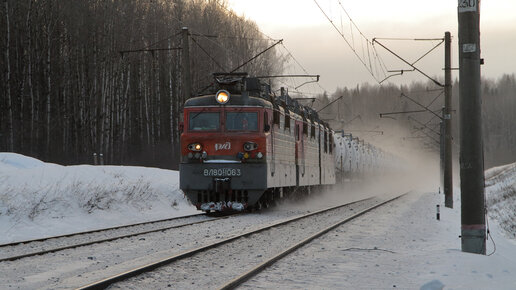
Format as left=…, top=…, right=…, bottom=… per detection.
left=189, top=112, right=220, bottom=131
left=226, top=112, right=258, bottom=131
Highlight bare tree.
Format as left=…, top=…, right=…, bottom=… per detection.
left=0, top=0, right=284, bottom=168
left=3, top=0, right=13, bottom=151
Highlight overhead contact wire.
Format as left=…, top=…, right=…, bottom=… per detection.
left=313, top=0, right=381, bottom=84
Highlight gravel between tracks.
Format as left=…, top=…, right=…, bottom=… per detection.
left=0, top=215, right=207, bottom=260
left=0, top=184, right=393, bottom=289
left=107, top=197, right=384, bottom=289
left=0, top=209, right=293, bottom=289
left=241, top=191, right=516, bottom=289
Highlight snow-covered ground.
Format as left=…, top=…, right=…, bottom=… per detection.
left=0, top=153, right=197, bottom=244
left=1, top=152, right=515, bottom=289
left=243, top=191, right=516, bottom=289
left=485, top=163, right=516, bottom=240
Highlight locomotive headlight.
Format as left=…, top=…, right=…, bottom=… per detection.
left=188, top=143, right=202, bottom=151
left=215, top=90, right=230, bottom=104
left=243, top=141, right=258, bottom=151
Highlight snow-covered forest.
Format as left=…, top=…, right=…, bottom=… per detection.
left=1, top=0, right=515, bottom=170
left=0, top=0, right=282, bottom=168
left=319, top=74, right=516, bottom=168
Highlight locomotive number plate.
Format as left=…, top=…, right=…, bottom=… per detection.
left=203, top=168, right=241, bottom=177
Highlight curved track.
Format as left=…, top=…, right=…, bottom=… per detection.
left=218, top=192, right=409, bottom=289
left=0, top=213, right=205, bottom=248
left=0, top=213, right=226, bottom=262
left=78, top=192, right=410, bottom=289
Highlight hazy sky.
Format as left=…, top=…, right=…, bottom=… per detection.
left=228, top=0, right=516, bottom=94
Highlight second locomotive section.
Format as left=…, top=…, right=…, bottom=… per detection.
left=180, top=75, right=335, bottom=211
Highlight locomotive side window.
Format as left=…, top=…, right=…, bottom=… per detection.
left=329, top=132, right=333, bottom=153
left=273, top=110, right=280, bottom=125
left=226, top=112, right=258, bottom=131
left=264, top=111, right=270, bottom=132
left=285, top=114, right=291, bottom=131
left=303, top=122, right=308, bottom=137
left=324, top=129, right=328, bottom=153
left=311, top=124, right=315, bottom=138
left=189, top=112, right=220, bottom=131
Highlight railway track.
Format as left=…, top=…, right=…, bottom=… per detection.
left=0, top=213, right=224, bottom=262
left=78, top=192, right=410, bottom=289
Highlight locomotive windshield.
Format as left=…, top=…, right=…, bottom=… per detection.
left=226, top=112, right=258, bottom=131
left=189, top=112, right=220, bottom=131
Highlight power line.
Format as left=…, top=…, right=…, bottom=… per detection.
left=213, top=0, right=277, bottom=41
left=168, top=13, right=258, bottom=67
left=313, top=0, right=388, bottom=84
left=279, top=43, right=328, bottom=93
left=190, top=33, right=277, bottom=41
left=373, top=38, right=445, bottom=86
left=190, top=36, right=228, bottom=71
left=140, top=30, right=183, bottom=51
left=216, top=0, right=327, bottom=97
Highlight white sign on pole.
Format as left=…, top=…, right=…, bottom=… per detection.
left=458, top=0, right=478, bottom=13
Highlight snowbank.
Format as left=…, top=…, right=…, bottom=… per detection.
left=485, top=162, right=516, bottom=239
left=2, top=152, right=515, bottom=246
left=243, top=191, right=516, bottom=289
left=0, top=153, right=197, bottom=243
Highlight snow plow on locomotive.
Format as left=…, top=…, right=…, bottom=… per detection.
left=179, top=73, right=336, bottom=212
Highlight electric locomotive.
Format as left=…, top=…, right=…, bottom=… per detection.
left=180, top=73, right=336, bottom=211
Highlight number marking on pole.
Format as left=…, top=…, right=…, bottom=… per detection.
left=458, top=0, right=477, bottom=13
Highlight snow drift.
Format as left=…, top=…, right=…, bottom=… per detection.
left=0, top=153, right=196, bottom=243
left=485, top=163, right=516, bottom=239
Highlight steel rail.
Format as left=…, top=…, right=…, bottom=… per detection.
left=218, top=191, right=411, bottom=289
left=76, top=196, right=378, bottom=290
left=0, top=214, right=226, bottom=262
left=0, top=213, right=205, bottom=248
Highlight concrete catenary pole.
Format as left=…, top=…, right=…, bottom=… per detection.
left=458, top=0, right=486, bottom=254
left=444, top=31, right=453, bottom=208
left=440, top=118, right=444, bottom=193
left=182, top=27, right=192, bottom=103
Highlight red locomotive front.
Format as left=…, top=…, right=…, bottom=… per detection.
left=180, top=77, right=273, bottom=211
left=180, top=74, right=336, bottom=212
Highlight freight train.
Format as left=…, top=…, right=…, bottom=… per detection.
left=179, top=73, right=390, bottom=212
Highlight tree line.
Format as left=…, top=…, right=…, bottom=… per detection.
left=318, top=74, right=516, bottom=168
left=2, top=0, right=513, bottom=169
left=0, top=0, right=282, bottom=168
